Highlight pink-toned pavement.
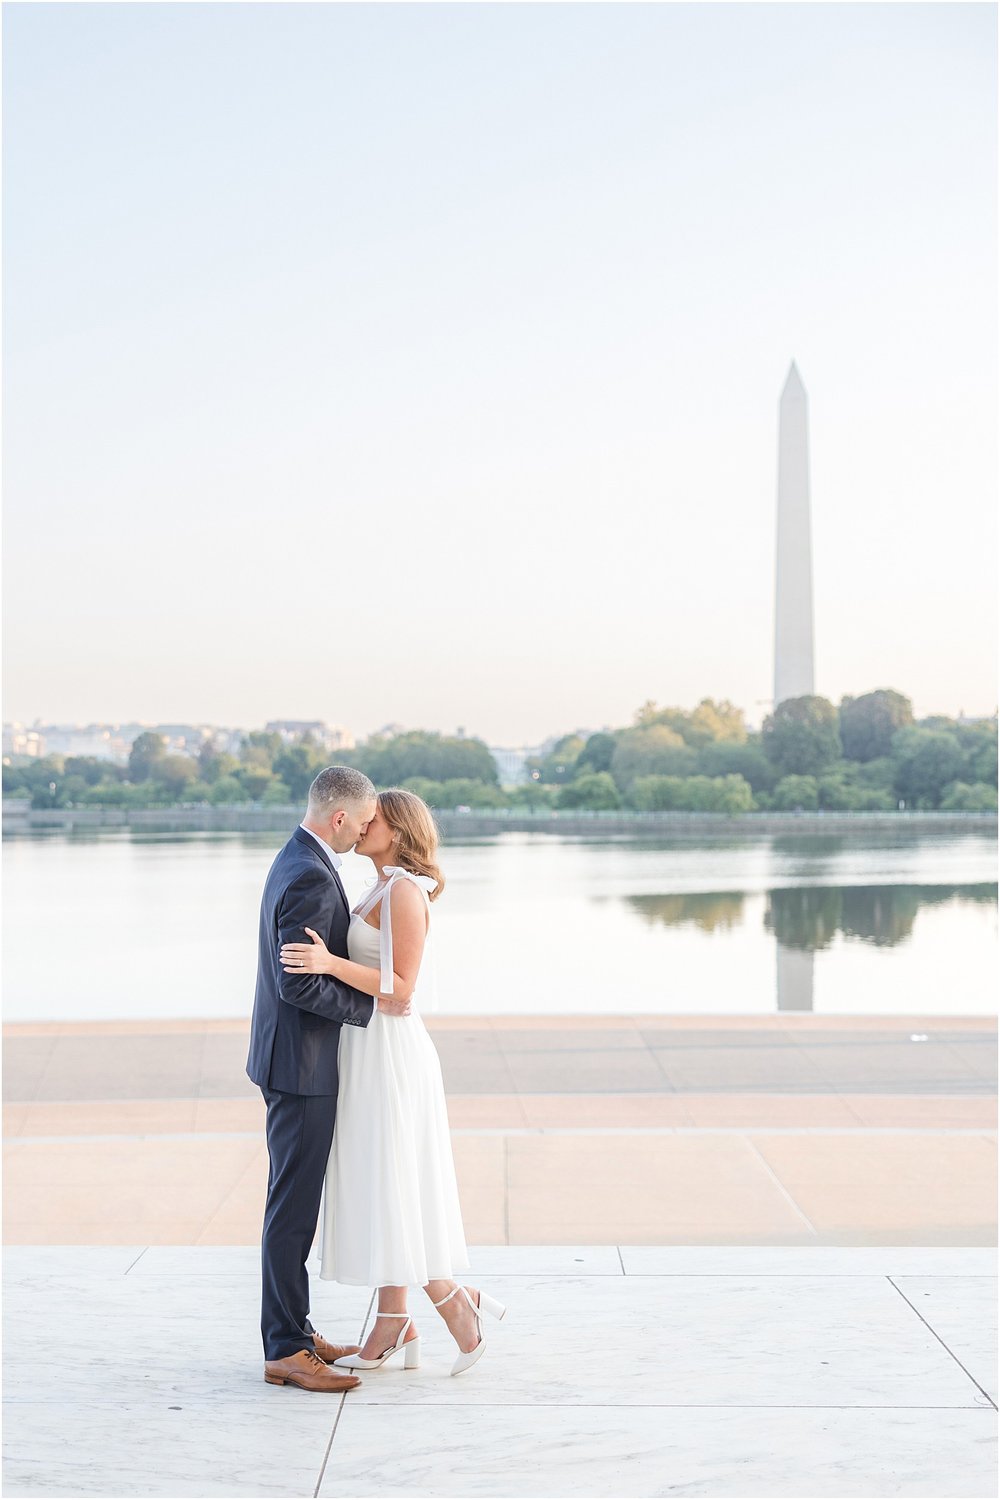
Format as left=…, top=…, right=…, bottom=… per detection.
left=4, top=1014, right=995, bottom=1247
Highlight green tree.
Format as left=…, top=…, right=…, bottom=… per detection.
left=855, top=756, right=896, bottom=790
left=16, top=756, right=67, bottom=808
left=839, top=690, right=914, bottom=762
left=816, top=765, right=896, bottom=810
left=771, top=774, right=820, bottom=811
left=506, top=781, right=558, bottom=810
left=261, top=777, right=293, bottom=805
left=65, top=756, right=110, bottom=787
left=636, top=698, right=747, bottom=747
left=61, top=774, right=90, bottom=805
left=404, top=778, right=506, bottom=809
left=439, top=779, right=507, bottom=808
left=556, top=772, right=621, bottom=810
left=399, top=777, right=443, bottom=804
left=128, top=733, right=167, bottom=782
left=938, top=781, right=998, bottom=812
left=610, top=726, right=698, bottom=790
left=953, top=719, right=998, bottom=788
left=358, top=731, right=499, bottom=787
left=238, top=767, right=275, bottom=801
left=273, top=743, right=327, bottom=802
left=153, top=754, right=200, bottom=798
left=527, top=735, right=586, bottom=785
left=708, top=774, right=756, bottom=813
left=575, top=732, right=618, bottom=774
left=82, top=781, right=130, bottom=806
left=184, top=781, right=214, bottom=803
left=241, top=731, right=284, bottom=765
left=209, top=775, right=250, bottom=804
left=891, top=727, right=965, bottom=808
left=629, top=775, right=684, bottom=811
left=762, top=697, right=841, bottom=776
left=698, top=737, right=777, bottom=793
left=628, top=773, right=753, bottom=813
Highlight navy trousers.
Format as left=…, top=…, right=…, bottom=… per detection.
left=259, top=1086, right=338, bottom=1360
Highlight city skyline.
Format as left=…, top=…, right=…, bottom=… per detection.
left=5, top=682, right=996, bottom=771
left=3, top=4, right=996, bottom=743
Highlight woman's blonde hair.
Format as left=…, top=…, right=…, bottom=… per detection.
left=378, top=787, right=446, bottom=901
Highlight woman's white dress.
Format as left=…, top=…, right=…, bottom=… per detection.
left=319, top=867, right=471, bottom=1287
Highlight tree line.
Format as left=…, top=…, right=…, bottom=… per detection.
left=3, top=690, right=997, bottom=814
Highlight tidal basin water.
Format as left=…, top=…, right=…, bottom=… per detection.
left=3, top=829, right=996, bottom=1022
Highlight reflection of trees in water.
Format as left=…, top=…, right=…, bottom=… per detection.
left=626, top=892, right=746, bottom=933
left=764, top=883, right=997, bottom=951
left=626, top=884, right=996, bottom=950
left=764, top=887, right=843, bottom=950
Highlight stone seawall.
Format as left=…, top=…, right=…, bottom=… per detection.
left=3, top=800, right=995, bottom=839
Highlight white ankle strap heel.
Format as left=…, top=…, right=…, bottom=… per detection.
left=432, top=1284, right=507, bottom=1376
left=333, top=1311, right=421, bottom=1371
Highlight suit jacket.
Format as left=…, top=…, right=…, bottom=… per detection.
left=246, top=827, right=375, bottom=1095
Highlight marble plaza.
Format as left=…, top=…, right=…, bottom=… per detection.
left=2, top=1243, right=996, bottom=1498
left=4, top=1015, right=996, bottom=1494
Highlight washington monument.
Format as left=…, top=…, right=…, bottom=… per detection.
left=773, top=361, right=815, bottom=707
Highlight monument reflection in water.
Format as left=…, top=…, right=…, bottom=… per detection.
left=625, top=884, right=997, bottom=1011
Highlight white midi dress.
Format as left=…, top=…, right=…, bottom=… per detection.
left=319, top=867, right=471, bottom=1287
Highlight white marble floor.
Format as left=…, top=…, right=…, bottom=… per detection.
left=3, top=1246, right=996, bottom=1498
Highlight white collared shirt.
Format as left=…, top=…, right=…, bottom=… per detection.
left=297, top=825, right=370, bottom=1026
left=299, top=823, right=343, bottom=869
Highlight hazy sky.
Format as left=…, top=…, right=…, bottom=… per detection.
left=3, top=1, right=996, bottom=745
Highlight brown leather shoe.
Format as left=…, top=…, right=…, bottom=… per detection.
left=264, top=1349, right=361, bottom=1391
left=312, top=1331, right=361, bottom=1364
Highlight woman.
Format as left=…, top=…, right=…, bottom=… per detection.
left=280, top=787, right=505, bottom=1376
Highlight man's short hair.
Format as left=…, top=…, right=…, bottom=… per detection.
left=307, top=765, right=376, bottom=815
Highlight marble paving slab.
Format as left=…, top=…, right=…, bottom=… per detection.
left=3, top=1274, right=374, bottom=1405
left=2, top=1246, right=146, bottom=1278
left=123, top=1244, right=627, bottom=1278
left=2, top=1399, right=337, bottom=1498
left=321, top=1404, right=997, bottom=1498
left=339, top=1273, right=991, bottom=1409
left=892, top=1276, right=999, bottom=1403
left=127, top=1246, right=264, bottom=1276
left=619, top=1245, right=999, bottom=1276
left=463, top=1245, right=624, bottom=1275
left=3, top=1247, right=995, bottom=1499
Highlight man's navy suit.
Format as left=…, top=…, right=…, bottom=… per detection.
left=246, top=827, right=374, bottom=1359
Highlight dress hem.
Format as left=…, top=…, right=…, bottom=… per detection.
left=318, top=1260, right=472, bottom=1288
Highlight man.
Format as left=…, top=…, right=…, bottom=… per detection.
left=246, top=765, right=411, bottom=1392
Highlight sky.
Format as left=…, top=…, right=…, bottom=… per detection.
left=3, top=0, right=997, bottom=746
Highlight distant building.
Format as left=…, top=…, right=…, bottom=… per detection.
left=265, top=721, right=355, bottom=751
left=2, top=723, right=45, bottom=759
left=148, top=725, right=215, bottom=756
left=489, top=747, right=531, bottom=786
left=36, top=724, right=133, bottom=761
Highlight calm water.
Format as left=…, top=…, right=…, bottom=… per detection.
left=3, top=829, right=996, bottom=1021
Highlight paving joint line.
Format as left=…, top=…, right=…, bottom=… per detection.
left=885, top=1275, right=998, bottom=1411
left=12, top=1125, right=995, bottom=1146
left=503, top=1137, right=510, bottom=1246
left=326, top=1401, right=994, bottom=1410
left=313, top=1393, right=347, bottom=1498
left=743, top=1136, right=818, bottom=1238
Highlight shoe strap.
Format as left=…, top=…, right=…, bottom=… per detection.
left=368, top=1310, right=412, bottom=1352
left=433, top=1285, right=480, bottom=1317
